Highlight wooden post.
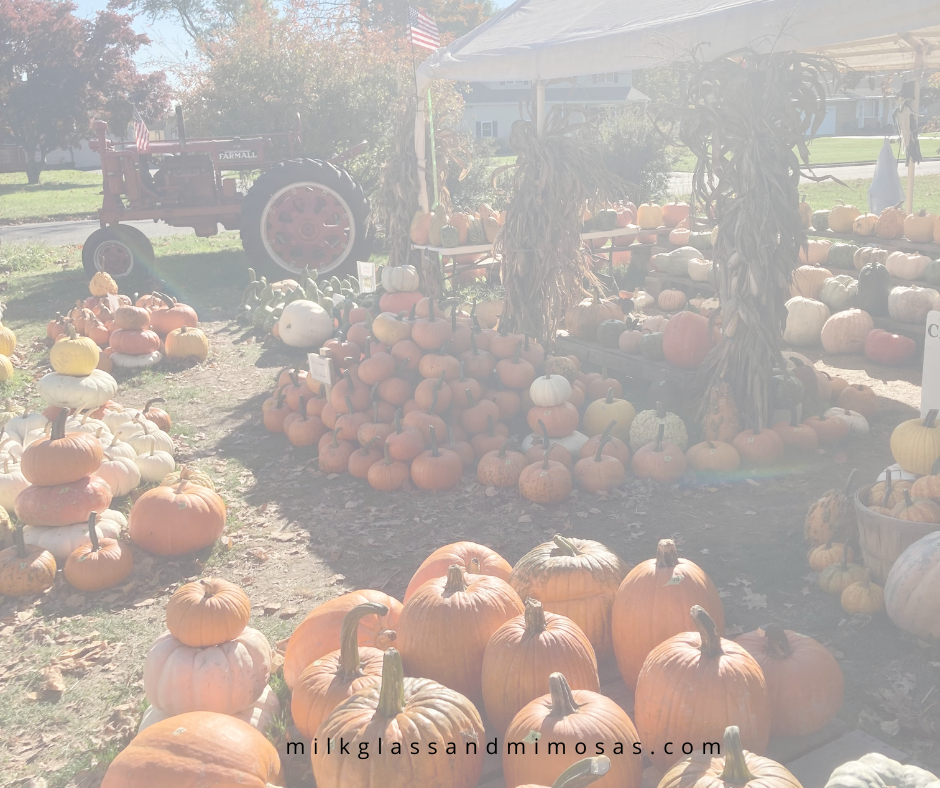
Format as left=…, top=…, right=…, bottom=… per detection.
left=536, top=81, right=546, bottom=136
left=905, top=52, right=923, bottom=215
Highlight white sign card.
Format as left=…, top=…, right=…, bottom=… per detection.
left=357, top=261, right=376, bottom=293
left=922, top=311, right=940, bottom=418
left=308, top=352, right=334, bottom=387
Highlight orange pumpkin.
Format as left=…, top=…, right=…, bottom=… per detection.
left=0, top=525, right=56, bottom=596
left=482, top=599, right=600, bottom=735
left=404, top=541, right=512, bottom=602
left=15, top=475, right=112, bottom=527
left=519, top=445, right=572, bottom=503
left=612, top=539, right=725, bottom=689
left=166, top=577, right=250, bottom=647
left=478, top=440, right=529, bottom=489
left=635, top=606, right=771, bottom=771
left=398, top=565, right=523, bottom=707
left=702, top=383, right=740, bottom=442
left=732, top=427, right=784, bottom=466
left=367, top=443, right=410, bottom=491
left=632, top=422, right=687, bottom=482
left=837, top=383, right=878, bottom=419
left=128, top=480, right=225, bottom=556
left=20, top=407, right=103, bottom=486
left=63, top=513, right=133, bottom=592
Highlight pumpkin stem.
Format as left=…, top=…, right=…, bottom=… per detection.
left=552, top=534, right=581, bottom=557
left=87, top=512, right=100, bottom=553
left=881, top=469, right=893, bottom=508
left=375, top=648, right=406, bottom=718
left=924, top=409, right=938, bottom=429
left=13, top=523, right=27, bottom=559
left=718, top=726, right=757, bottom=785
left=550, top=756, right=611, bottom=788
left=338, top=601, right=389, bottom=683
left=343, top=368, right=355, bottom=394
left=902, top=488, right=914, bottom=509
left=605, top=388, right=614, bottom=404
left=512, top=342, right=522, bottom=364
left=428, top=387, right=439, bottom=416
left=428, top=424, right=440, bottom=457
left=655, top=400, right=666, bottom=419
left=344, top=396, right=355, bottom=418
left=382, top=442, right=393, bottom=465
left=594, top=431, right=611, bottom=462
left=465, top=388, right=476, bottom=408
left=655, top=538, right=680, bottom=569
left=841, top=468, right=858, bottom=496
left=691, top=605, right=724, bottom=658
left=763, top=624, right=791, bottom=659
left=498, top=439, right=511, bottom=458
left=547, top=672, right=582, bottom=717
left=654, top=421, right=665, bottom=453
left=51, top=408, right=68, bottom=441
left=524, top=597, right=547, bottom=636
left=443, top=564, right=468, bottom=595
left=331, top=426, right=341, bottom=448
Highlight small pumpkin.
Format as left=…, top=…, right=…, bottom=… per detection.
left=805, top=469, right=858, bottom=545
left=165, top=325, right=209, bottom=361
left=886, top=251, right=931, bottom=281
left=20, top=408, right=103, bottom=486
left=478, top=440, right=528, bottom=488
left=63, top=512, right=133, bottom=592
left=904, top=209, right=937, bottom=243
left=790, top=265, right=833, bottom=299
left=783, top=297, right=830, bottom=346
left=841, top=570, right=885, bottom=614
left=166, top=577, right=250, bottom=648
left=529, top=374, right=572, bottom=408
left=891, top=408, right=940, bottom=475
left=564, top=288, right=624, bottom=340
left=732, top=426, right=784, bottom=466
left=891, top=488, right=940, bottom=523
left=0, top=525, right=56, bottom=596
left=519, top=445, right=573, bottom=504
left=128, top=479, right=225, bottom=556
left=853, top=213, right=879, bottom=236
left=818, top=544, right=868, bottom=594
left=633, top=422, right=687, bottom=482
left=657, top=289, right=687, bottom=312
left=574, top=433, right=625, bottom=493
left=50, top=325, right=100, bottom=376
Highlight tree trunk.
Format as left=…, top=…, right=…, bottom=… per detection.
left=25, top=146, right=42, bottom=184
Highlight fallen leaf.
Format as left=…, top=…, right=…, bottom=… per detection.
left=518, top=515, right=532, bottom=523
left=39, top=666, right=65, bottom=702
left=880, top=719, right=900, bottom=736
left=833, top=451, right=848, bottom=464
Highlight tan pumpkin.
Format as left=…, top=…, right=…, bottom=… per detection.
left=828, top=201, right=861, bottom=233
left=790, top=265, right=833, bottom=299
left=818, top=545, right=868, bottom=595
left=657, top=289, right=687, bottom=312
left=804, top=470, right=858, bottom=546
left=904, top=209, right=936, bottom=243
left=820, top=308, right=874, bottom=354
left=885, top=251, right=930, bottom=281
left=564, top=288, right=623, bottom=339
left=799, top=240, right=832, bottom=266
left=510, top=535, right=628, bottom=657
left=841, top=570, right=885, bottom=614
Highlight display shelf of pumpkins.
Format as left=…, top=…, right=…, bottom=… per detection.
left=411, top=203, right=505, bottom=251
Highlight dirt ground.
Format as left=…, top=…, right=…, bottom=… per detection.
left=0, top=238, right=938, bottom=787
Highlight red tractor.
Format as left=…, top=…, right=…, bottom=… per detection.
left=86, top=108, right=373, bottom=284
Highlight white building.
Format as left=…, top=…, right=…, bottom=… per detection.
left=463, top=73, right=649, bottom=148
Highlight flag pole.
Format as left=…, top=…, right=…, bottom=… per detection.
left=427, top=90, right=439, bottom=208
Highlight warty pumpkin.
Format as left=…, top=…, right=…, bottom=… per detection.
left=611, top=538, right=725, bottom=689
left=482, top=598, right=599, bottom=736
left=101, top=711, right=283, bottom=788
left=15, top=474, right=112, bottom=527
left=63, top=512, right=133, bottom=592
left=313, top=648, right=484, bottom=788
left=736, top=625, right=843, bottom=736
left=657, top=726, right=802, bottom=788
left=404, top=541, right=512, bottom=602
left=128, top=479, right=225, bottom=556
left=166, top=577, right=250, bottom=648
left=635, top=606, right=771, bottom=771
left=510, top=535, right=627, bottom=657
left=291, top=601, right=387, bottom=740
left=20, top=408, right=103, bottom=486
left=503, top=672, right=641, bottom=788
left=702, top=383, right=740, bottom=442
left=398, top=564, right=523, bottom=707
left=884, top=531, right=940, bottom=640
left=805, top=469, right=858, bottom=545
left=875, top=204, right=906, bottom=239
left=283, top=588, right=401, bottom=688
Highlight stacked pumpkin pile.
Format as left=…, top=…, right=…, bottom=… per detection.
left=137, top=578, right=280, bottom=731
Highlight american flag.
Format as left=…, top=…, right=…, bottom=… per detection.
left=133, top=109, right=150, bottom=153
left=408, top=7, right=440, bottom=51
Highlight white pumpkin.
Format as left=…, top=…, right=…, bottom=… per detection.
left=0, top=437, right=24, bottom=461
left=520, top=430, right=590, bottom=456
left=135, top=445, right=176, bottom=483
left=818, top=275, right=857, bottom=312
left=888, top=285, right=939, bottom=324
left=105, top=436, right=137, bottom=459
left=699, top=296, right=720, bottom=313
left=23, top=516, right=122, bottom=562
left=0, top=457, right=28, bottom=511
left=4, top=412, right=48, bottom=443
left=876, top=464, right=917, bottom=482
left=102, top=408, right=141, bottom=432
left=380, top=264, right=420, bottom=293
left=642, top=314, right=668, bottom=332
left=885, top=251, right=930, bottom=281
left=38, top=370, right=118, bottom=410
left=277, top=300, right=333, bottom=349
left=111, top=350, right=163, bottom=369
left=22, top=426, right=51, bottom=448
left=687, top=258, right=713, bottom=282
left=783, top=297, right=830, bottom=347
left=115, top=415, right=159, bottom=441
left=139, top=685, right=281, bottom=734
left=97, top=454, right=141, bottom=497
left=529, top=375, right=572, bottom=408
left=632, top=290, right=655, bottom=310
left=66, top=413, right=110, bottom=436
left=129, top=430, right=173, bottom=456
left=144, top=627, right=272, bottom=715
left=823, top=407, right=870, bottom=436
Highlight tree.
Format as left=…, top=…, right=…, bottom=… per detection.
left=0, top=0, right=170, bottom=183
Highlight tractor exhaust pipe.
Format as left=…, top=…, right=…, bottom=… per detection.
left=176, top=105, right=186, bottom=149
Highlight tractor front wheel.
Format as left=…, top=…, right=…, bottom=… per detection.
left=240, top=158, right=372, bottom=281
left=81, top=225, right=155, bottom=286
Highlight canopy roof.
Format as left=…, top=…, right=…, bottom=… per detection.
left=417, top=0, right=940, bottom=90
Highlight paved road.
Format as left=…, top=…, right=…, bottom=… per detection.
left=0, top=219, right=214, bottom=247
left=668, top=159, right=940, bottom=196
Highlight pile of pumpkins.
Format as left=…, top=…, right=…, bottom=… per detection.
left=102, top=534, right=853, bottom=787
left=48, top=273, right=206, bottom=371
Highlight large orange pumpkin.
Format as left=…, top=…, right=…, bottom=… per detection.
left=128, top=480, right=225, bottom=556
left=404, top=541, right=512, bottom=602
left=736, top=625, right=843, bottom=736
left=283, top=589, right=402, bottom=688
left=165, top=577, right=250, bottom=648
left=662, top=310, right=714, bottom=369
left=15, top=475, right=112, bottom=527
left=482, top=598, right=599, bottom=735
left=611, top=538, right=725, bottom=689
left=510, top=535, right=628, bottom=657
left=291, top=601, right=387, bottom=740
left=398, top=564, right=524, bottom=707
left=635, top=606, right=771, bottom=771
left=21, top=408, right=103, bottom=486
left=313, top=648, right=484, bottom=788
left=503, top=672, right=641, bottom=788
left=101, top=711, right=283, bottom=788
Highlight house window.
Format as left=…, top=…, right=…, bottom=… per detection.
left=591, top=73, right=619, bottom=84
left=499, top=80, right=530, bottom=85
left=476, top=121, right=498, bottom=138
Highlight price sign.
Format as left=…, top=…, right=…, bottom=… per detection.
left=308, top=352, right=334, bottom=388
left=922, top=310, right=940, bottom=417
left=357, top=261, right=376, bottom=293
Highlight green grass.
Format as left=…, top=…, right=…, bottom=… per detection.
left=799, top=173, right=940, bottom=215
left=673, top=135, right=940, bottom=172
left=0, top=169, right=102, bottom=224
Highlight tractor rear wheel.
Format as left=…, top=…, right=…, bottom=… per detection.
left=240, top=158, right=372, bottom=281
left=81, top=225, right=155, bottom=286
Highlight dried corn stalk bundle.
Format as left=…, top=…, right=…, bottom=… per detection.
left=496, top=108, right=618, bottom=340
left=376, top=97, right=422, bottom=271
left=680, top=51, right=833, bottom=429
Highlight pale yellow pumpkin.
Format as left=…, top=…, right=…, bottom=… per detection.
left=0, top=325, right=16, bottom=357
left=0, top=355, right=13, bottom=383
left=820, top=309, right=874, bottom=354
left=89, top=271, right=119, bottom=296
left=637, top=204, right=664, bottom=229
left=657, top=289, right=687, bottom=312
left=904, top=210, right=936, bottom=243
left=828, top=202, right=860, bottom=233
left=50, top=326, right=100, bottom=376
left=790, top=265, right=833, bottom=299
left=799, top=240, right=832, bottom=266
